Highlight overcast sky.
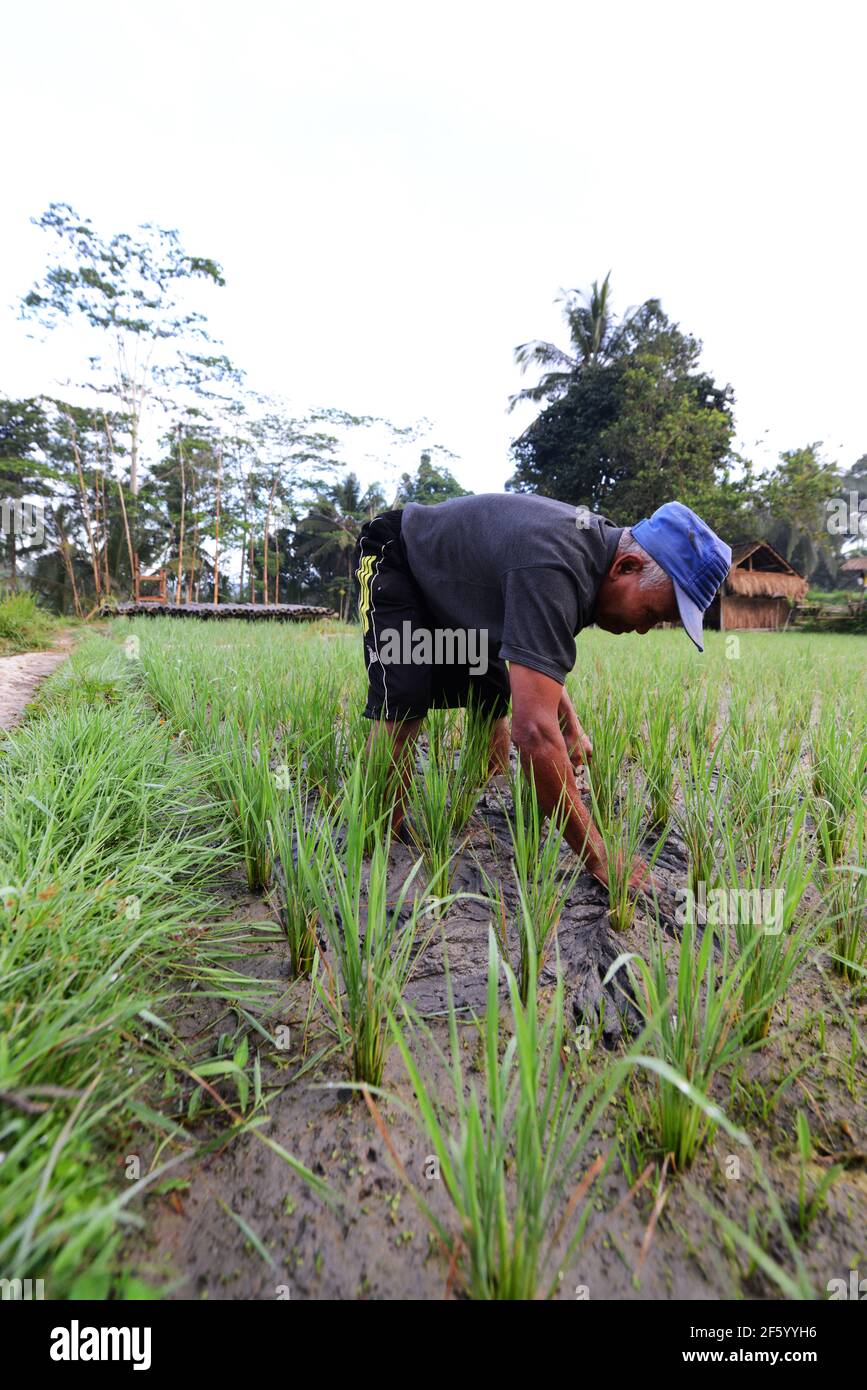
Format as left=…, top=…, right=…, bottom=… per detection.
left=1, top=1, right=864, bottom=497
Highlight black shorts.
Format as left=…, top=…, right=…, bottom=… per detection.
left=353, top=509, right=511, bottom=723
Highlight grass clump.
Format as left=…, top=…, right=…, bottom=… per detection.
left=483, top=768, right=578, bottom=1003
left=0, top=590, right=56, bottom=655
left=0, top=638, right=260, bottom=1295
left=384, top=930, right=621, bottom=1299
left=299, top=759, right=435, bottom=1087
left=611, top=915, right=753, bottom=1169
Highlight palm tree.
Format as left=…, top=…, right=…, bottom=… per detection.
left=296, top=473, right=386, bottom=617
left=508, top=271, right=628, bottom=413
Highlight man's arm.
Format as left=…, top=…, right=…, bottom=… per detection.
left=509, top=663, right=650, bottom=891
left=557, top=682, right=592, bottom=770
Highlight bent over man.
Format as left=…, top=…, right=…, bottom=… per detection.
left=353, top=493, right=730, bottom=893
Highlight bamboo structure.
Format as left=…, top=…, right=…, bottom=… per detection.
left=106, top=601, right=334, bottom=621
left=705, top=541, right=808, bottom=632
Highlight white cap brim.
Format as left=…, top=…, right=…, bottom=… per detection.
left=674, top=580, right=705, bottom=652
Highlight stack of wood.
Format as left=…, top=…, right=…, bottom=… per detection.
left=105, top=601, right=337, bottom=621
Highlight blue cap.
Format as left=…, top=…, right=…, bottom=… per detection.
left=631, top=502, right=731, bottom=652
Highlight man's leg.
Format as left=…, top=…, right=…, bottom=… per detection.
left=487, top=715, right=511, bottom=775
left=366, top=715, right=423, bottom=835
left=355, top=508, right=432, bottom=840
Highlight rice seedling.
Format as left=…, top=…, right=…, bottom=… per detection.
left=298, top=760, right=435, bottom=1087
left=682, top=679, right=719, bottom=753
left=810, top=705, right=861, bottom=866
left=382, top=929, right=624, bottom=1299
left=283, top=669, right=353, bottom=804
left=795, top=1111, right=842, bottom=1236
left=722, top=731, right=801, bottom=871
left=482, top=768, right=578, bottom=1002
left=817, top=804, right=867, bottom=985
left=211, top=719, right=278, bottom=891
left=719, top=798, right=815, bottom=1044
left=640, top=682, right=681, bottom=830
left=267, top=774, right=327, bottom=978
left=675, top=729, right=725, bottom=900
left=585, top=703, right=629, bottom=830
left=444, top=701, right=501, bottom=834
left=609, top=915, right=754, bottom=1169
left=588, top=767, right=664, bottom=932
left=404, top=732, right=460, bottom=902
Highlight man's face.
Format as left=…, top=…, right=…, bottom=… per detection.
left=592, top=552, right=679, bottom=635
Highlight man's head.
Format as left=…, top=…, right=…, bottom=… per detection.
left=592, top=502, right=732, bottom=650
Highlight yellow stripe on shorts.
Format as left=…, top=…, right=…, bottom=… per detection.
left=356, top=552, right=376, bottom=632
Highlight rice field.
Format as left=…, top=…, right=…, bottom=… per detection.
left=1, top=618, right=865, bottom=1300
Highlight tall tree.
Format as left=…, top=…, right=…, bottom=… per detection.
left=0, top=395, right=51, bottom=588
left=507, top=297, right=737, bottom=527
left=22, top=204, right=239, bottom=502
left=758, top=444, right=843, bottom=578
left=295, top=473, right=386, bottom=616
left=508, top=271, right=631, bottom=413
left=394, top=451, right=470, bottom=505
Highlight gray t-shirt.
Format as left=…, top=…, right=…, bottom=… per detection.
left=400, top=493, right=622, bottom=684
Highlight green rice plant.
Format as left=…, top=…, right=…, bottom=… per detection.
left=610, top=915, right=755, bottom=1169
left=266, top=774, right=328, bottom=978
left=795, top=1111, right=842, bottom=1235
left=722, top=731, right=801, bottom=871
left=403, top=735, right=458, bottom=902
left=384, top=929, right=624, bottom=1299
left=446, top=701, right=501, bottom=833
left=720, top=684, right=759, bottom=777
left=682, top=679, right=719, bottom=753
left=585, top=703, right=629, bottom=832
left=818, top=804, right=867, bottom=985
left=640, top=683, right=680, bottom=830
left=720, top=798, right=815, bottom=1044
left=588, top=767, right=664, bottom=932
left=354, top=718, right=405, bottom=856
left=210, top=720, right=277, bottom=891
left=810, top=705, right=861, bottom=866
left=284, top=670, right=352, bottom=804
left=675, top=729, right=725, bottom=900
left=298, top=761, right=434, bottom=1087
left=763, top=685, right=812, bottom=780
left=482, top=768, right=578, bottom=1002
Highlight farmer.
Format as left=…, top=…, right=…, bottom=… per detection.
left=354, top=495, right=731, bottom=894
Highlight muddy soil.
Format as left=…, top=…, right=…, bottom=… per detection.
left=0, top=633, right=75, bottom=729
left=123, top=771, right=867, bottom=1302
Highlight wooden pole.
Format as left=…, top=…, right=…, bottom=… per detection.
left=103, top=414, right=136, bottom=595
left=263, top=474, right=277, bottom=608
left=212, top=442, right=223, bottom=606
left=176, top=427, right=186, bottom=605
left=66, top=415, right=101, bottom=602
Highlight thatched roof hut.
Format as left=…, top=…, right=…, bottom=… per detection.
left=705, top=541, right=808, bottom=632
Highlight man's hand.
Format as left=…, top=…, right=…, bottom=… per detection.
left=584, top=851, right=663, bottom=899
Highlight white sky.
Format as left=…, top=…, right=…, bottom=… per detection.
left=1, top=0, right=865, bottom=499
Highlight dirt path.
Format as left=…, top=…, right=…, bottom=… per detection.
left=0, top=634, right=75, bottom=730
